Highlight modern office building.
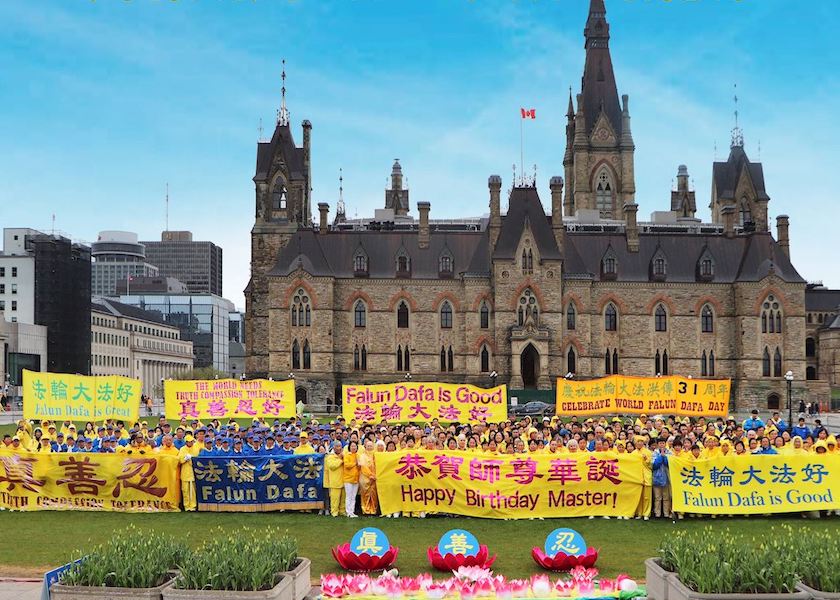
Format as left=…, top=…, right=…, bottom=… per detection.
left=1, top=228, right=90, bottom=375
left=118, top=292, right=234, bottom=373
left=91, top=231, right=159, bottom=297
left=91, top=298, right=193, bottom=397
left=115, top=275, right=188, bottom=295
left=0, top=319, right=48, bottom=400
left=229, top=310, right=245, bottom=344
left=142, top=231, right=223, bottom=295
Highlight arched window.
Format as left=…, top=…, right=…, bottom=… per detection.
left=396, top=345, right=403, bottom=371
left=291, top=289, right=311, bottom=327
left=655, top=304, right=667, bottom=332
left=302, top=340, right=311, bottom=370
left=447, top=346, right=454, bottom=372
left=700, top=258, right=714, bottom=278
left=662, top=350, right=669, bottom=375
left=292, top=339, right=301, bottom=369
left=761, top=295, right=782, bottom=335
left=806, top=337, right=816, bottom=358
left=701, top=350, right=708, bottom=376
left=361, top=345, right=367, bottom=370
left=354, top=300, right=366, bottom=328
left=480, top=302, right=490, bottom=329
left=397, top=301, right=409, bottom=328
left=440, top=346, right=447, bottom=372
left=396, top=252, right=410, bottom=277
left=807, top=313, right=813, bottom=324
left=566, top=304, right=576, bottom=331
left=272, top=179, right=287, bottom=210
left=521, top=249, right=533, bottom=275
left=595, top=169, right=613, bottom=218
left=776, top=312, right=782, bottom=333
left=353, top=252, right=368, bottom=275
left=605, top=303, right=617, bottom=331
left=480, top=346, right=490, bottom=373
left=819, top=313, right=824, bottom=323
left=655, top=350, right=661, bottom=375
left=612, top=349, right=619, bottom=374
left=517, top=289, right=539, bottom=326
left=353, top=345, right=361, bottom=371
left=439, top=255, right=452, bottom=275
left=653, top=257, right=667, bottom=278
left=762, top=347, right=771, bottom=377
left=806, top=366, right=816, bottom=380
left=440, top=301, right=453, bottom=329
left=404, top=347, right=411, bottom=371
left=701, top=305, right=714, bottom=333
left=773, top=347, right=782, bottom=377
left=709, top=350, right=715, bottom=376
left=739, top=198, right=752, bottom=226
left=605, top=350, right=612, bottom=375
left=567, top=347, right=576, bottom=374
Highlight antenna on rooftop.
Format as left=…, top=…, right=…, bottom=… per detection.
left=165, top=183, right=169, bottom=233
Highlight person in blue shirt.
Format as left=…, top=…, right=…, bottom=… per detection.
left=278, top=437, right=294, bottom=455
left=51, top=433, right=68, bottom=452
left=756, top=437, right=777, bottom=454
left=742, top=410, right=765, bottom=431
left=262, top=435, right=280, bottom=455
left=791, top=417, right=810, bottom=439
left=651, top=438, right=673, bottom=519
left=767, top=412, right=787, bottom=434
left=216, top=437, right=232, bottom=456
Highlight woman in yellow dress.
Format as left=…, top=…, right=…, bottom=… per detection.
left=358, top=440, right=379, bottom=515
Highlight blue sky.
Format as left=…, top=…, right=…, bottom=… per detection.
left=1, top=0, right=839, bottom=308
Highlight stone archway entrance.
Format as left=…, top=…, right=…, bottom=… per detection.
left=520, top=344, right=540, bottom=389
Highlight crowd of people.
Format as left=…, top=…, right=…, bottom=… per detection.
left=3, top=408, right=836, bottom=518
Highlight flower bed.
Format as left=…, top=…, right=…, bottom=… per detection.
left=321, top=566, right=643, bottom=599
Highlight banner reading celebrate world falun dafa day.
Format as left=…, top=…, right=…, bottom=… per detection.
left=555, top=375, right=730, bottom=417
left=343, top=383, right=508, bottom=424
left=164, top=378, right=296, bottom=420
left=23, top=370, right=141, bottom=422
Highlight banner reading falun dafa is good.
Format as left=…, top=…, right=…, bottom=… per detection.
left=23, top=370, right=141, bottom=422
left=555, top=375, right=729, bottom=418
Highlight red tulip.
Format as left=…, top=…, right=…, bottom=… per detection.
left=530, top=547, right=598, bottom=571
left=331, top=543, right=399, bottom=572
left=426, top=545, right=497, bottom=572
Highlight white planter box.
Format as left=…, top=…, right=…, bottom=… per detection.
left=162, top=574, right=293, bottom=600
left=667, top=573, right=810, bottom=600
left=797, top=582, right=840, bottom=600
left=50, top=577, right=175, bottom=600
left=280, top=558, right=311, bottom=600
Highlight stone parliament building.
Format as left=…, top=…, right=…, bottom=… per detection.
left=245, top=0, right=840, bottom=411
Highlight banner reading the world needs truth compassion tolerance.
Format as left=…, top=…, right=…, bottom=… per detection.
left=23, top=370, right=141, bottom=422
left=670, top=454, right=840, bottom=515
left=555, top=375, right=730, bottom=418
left=195, top=454, right=324, bottom=512
left=0, top=450, right=180, bottom=512
left=376, top=449, right=643, bottom=519
left=343, top=383, right=508, bottom=424
left=165, top=378, right=296, bottom=420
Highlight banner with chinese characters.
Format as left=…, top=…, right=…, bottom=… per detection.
left=555, top=375, right=729, bottom=418
left=23, top=370, right=141, bottom=422
left=0, top=450, right=180, bottom=512
left=376, top=450, right=643, bottom=519
left=164, top=378, right=296, bottom=420
left=343, top=383, right=508, bottom=424
left=669, top=454, right=840, bottom=515
left=195, top=454, right=324, bottom=512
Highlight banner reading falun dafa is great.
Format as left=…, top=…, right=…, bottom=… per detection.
left=23, top=370, right=141, bottom=422
left=555, top=375, right=729, bottom=418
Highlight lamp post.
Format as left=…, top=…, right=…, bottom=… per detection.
left=490, top=370, right=498, bottom=388
left=784, top=370, right=794, bottom=426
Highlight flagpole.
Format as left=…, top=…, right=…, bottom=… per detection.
left=520, top=115, right=524, bottom=186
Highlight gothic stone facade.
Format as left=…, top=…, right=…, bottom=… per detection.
left=245, top=0, right=832, bottom=411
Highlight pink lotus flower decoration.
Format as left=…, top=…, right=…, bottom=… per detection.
left=428, top=546, right=497, bottom=572
left=321, top=574, right=347, bottom=598
left=531, top=546, right=599, bottom=572
left=530, top=574, right=553, bottom=597
left=453, top=566, right=495, bottom=582
left=331, top=543, right=399, bottom=572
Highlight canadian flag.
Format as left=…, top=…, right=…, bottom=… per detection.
left=521, top=108, right=536, bottom=119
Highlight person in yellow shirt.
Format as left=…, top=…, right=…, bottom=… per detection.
left=178, top=435, right=202, bottom=511
left=9, top=436, right=25, bottom=453
left=37, top=436, right=53, bottom=453
left=358, top=440, right=379, bottom=515
left=634, top=437, right=652, bottom=520
left=323, top=440, right=345, bottom=517
left=343, top=441, right=360, bottom=518
left=156, top=434, right=179, bottom=456
left=294, top=432, right=315, bottom=454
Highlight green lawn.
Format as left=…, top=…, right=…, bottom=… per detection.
left=0, top=511, right=837, bottom=580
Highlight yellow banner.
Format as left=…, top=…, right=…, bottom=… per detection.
left=23, top=370, right=141, bottom=422
left=343, top=383, right=508, bottom=424
left=0, top=450, right=181, bottom=512
left=555, top=375, right=729, bottom=417
left=165, top=379, right=296, bottom=420
left=669, top=454, right=840, bottom=514
left=376, top=449, right=643, bottom=518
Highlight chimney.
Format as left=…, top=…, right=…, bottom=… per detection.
left=721, top=205, right=736, bottom=238
left=624, top=202, right=639, bottom=252
left=318, top=202, right=329, bottom=234
left=776, top=214, right=790, bottom=258
left=550, top=176, right=564, bottom=253
left=488, top=175, right=502, bottom=248
left=418, top=201, right=430, bottom=249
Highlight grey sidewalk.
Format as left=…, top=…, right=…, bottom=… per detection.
left=0, top=580, right=41, bottom=600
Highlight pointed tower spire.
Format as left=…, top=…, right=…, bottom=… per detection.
left=277, top=59, right=290, bottom=126
left=566, top=87, right=575, bottom=119
left=730, top=83, right=744, bottom=148
left=581, top=0, right=622, bottom=135
left=337, top=168, right=346, bottom=218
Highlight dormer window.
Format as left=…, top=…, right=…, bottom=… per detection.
left=601, top=248, right=618, bottom=280
left=650, top=249, right=667, bottom=281
left=353, top=250, right=369, bottom=277
left=697, top=248, right=715, bottom=281
left=439, top=253, right=453, bottom=278
left=396, top=250, right=411, bottom=278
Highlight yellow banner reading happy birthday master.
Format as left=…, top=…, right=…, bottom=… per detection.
left=165, top=378, right=296, bottom=420
left=23, top=370, right=141, bottom=422
left=555, top=375, right=729, bottom=418
left=0, top=450, right=180, bottom=512
left=669, top=454, right=840, bottom=515
left=343, top=382, right=508, bottom=424
left=376, top=449, right=643, bottom=519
